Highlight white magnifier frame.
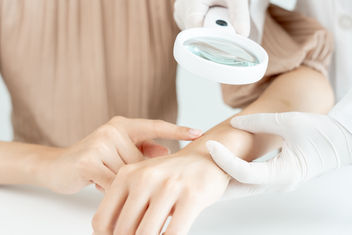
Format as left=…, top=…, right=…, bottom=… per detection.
left=174, top=7, right=269, bottom=85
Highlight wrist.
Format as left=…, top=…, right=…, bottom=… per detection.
left=171, top=150, right=232, bottom=182
left=28, top=146, right=64, bottom=189
left=183, top=120, right=256, bottom=161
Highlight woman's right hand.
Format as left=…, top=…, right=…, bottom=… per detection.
left=37, top=116, right=202, bottom=194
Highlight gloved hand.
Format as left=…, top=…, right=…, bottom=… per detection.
left=174, top=0, right=250, bottom=36
left=206, top=92, right=352, bottom=197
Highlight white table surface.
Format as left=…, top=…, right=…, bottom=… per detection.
left=1, top=166, right=352, bottom=235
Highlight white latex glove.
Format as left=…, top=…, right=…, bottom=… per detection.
left=174, top=0, right=250, bottom=36
left=207, top=90, right=352, bottom=198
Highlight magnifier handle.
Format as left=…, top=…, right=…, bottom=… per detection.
left=203, top=7, right=237, bottom=34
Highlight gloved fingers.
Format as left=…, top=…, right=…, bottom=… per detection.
left=221, top=180, right=269, bottom=200
left=227, top=0, right=250, bottom=36
left=231, top=113, right=288, bottom=137
left=174, top=1, right=210, bottom=29
left=173, top=0, right=187, bottom=29
left=281, top=182, right=299, bottom=192
left=223, top=179, right=299, bottom=200
left=184, top=11, right=209, bottom=29
left=207, top=140, right=273, bottom=184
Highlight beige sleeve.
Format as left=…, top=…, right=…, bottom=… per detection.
left=222, top=4, right=334, bottom=109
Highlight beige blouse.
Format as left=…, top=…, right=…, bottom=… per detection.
left=222, top=5, right=333, bottom=108
left=0, top=1, right=333, bottom=150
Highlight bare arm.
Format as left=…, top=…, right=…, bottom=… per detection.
left=177, top=65, right=334, bottom=161
left=0, top=142, right=60, bottom=186
left=91, top=66, right=335, bottom=234
left=0, top=118, right=201, bottom=193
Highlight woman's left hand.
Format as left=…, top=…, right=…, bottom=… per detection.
left=91, top=151, right=230, bottom=235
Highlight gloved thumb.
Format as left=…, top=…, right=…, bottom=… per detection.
left=227, top=0, right=250, bottom=37
left=206, top=140, right=272, bottom=184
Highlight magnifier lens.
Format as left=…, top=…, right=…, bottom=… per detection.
left=184, top=37, right=259, bottom=67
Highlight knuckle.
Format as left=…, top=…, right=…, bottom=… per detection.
left=117, top=165, right=134, bottom=179
left=110, top=115, right=126, bottom=125
left=139, top=167, right=159, bottom=181
left=182, top=186, right=201, bottom=201
left=124, top=168, right=160, bottom=190
left=76, top=156, right=98, bottom=176
left=163, top=178, right=182, bottom=193
left=89, top=140, right=110, bottom=155
left=96, top=124, right=119, bottom=139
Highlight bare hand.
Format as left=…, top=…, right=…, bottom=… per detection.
left=39, top=117, right=202, bottom=194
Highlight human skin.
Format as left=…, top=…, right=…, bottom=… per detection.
left=92, top=66, right=335, bottom=235
left=0, top=117, right=202, bottom=194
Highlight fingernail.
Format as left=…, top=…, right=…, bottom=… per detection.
left=189, top=128, right=203, bottom=138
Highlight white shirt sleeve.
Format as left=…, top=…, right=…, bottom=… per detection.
left=249, top=0, right=301, bottom=43
left=249, top=0, right=270, bottom=42
left=329, top=88, right=352, bottom=133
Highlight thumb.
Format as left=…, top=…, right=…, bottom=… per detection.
left=207, top=140, right=273, bottom=185
left=231, top=113, right=288, bottom=137
left=227, top=0, right=250, bottom=37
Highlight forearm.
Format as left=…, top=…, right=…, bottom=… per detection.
left=0, top=141, right=61, bottom=186
left=178, top=66, right=334, bottom=161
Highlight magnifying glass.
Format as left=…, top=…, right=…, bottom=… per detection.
left=174, top=7, right=268, bottom=85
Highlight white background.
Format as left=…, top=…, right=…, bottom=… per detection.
left=1, top=0, right=352, bottom=234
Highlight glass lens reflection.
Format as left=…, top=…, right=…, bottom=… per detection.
left=184, top=37, right=259, bottom=67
